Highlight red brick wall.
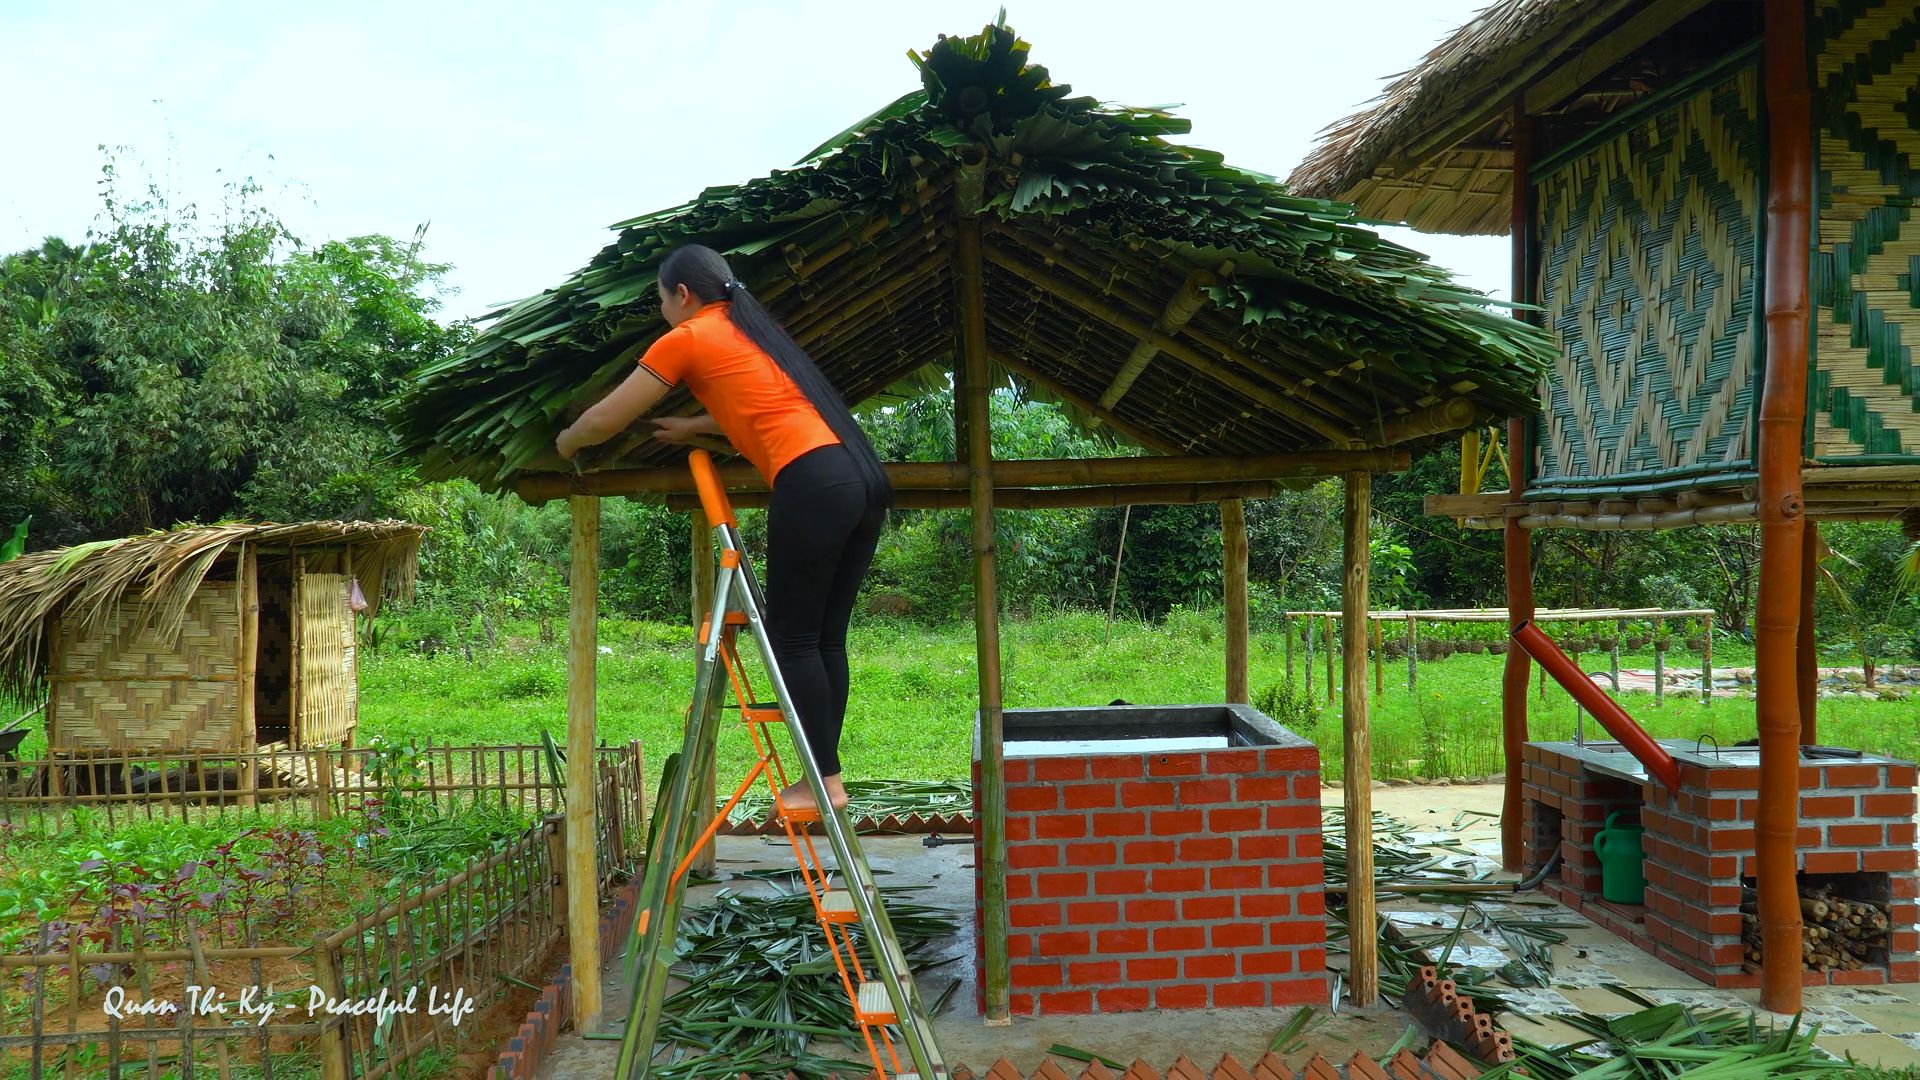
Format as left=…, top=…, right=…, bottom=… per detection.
left=975, top=745, right=1328, bottom=1016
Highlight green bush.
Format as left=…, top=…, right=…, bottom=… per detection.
left=1254, top=677, right=1320, bottom=735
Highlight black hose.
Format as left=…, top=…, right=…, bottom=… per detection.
left=1517, top=848, right=1563, bottom=892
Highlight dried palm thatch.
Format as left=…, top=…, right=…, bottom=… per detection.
left=0, top=520, right=424, bottom=702
left=390, top=18, right=1555, bottom=490
left=1288, top=0, right=1620, bottom=234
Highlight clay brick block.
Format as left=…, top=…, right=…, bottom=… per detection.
left=1098, top=928, right=1148, bottom=952
left=1863, top=792, right=1918, bottom=818
left=1120, top=781, right=1175, bottom=805
left=1148, top=754, right=1206, bottom=777
left=1037, top=872, right=1089, bottom=898
left=1832, top=969, right=1886, bottom=986
left=1098, top=987, right=1151, bottom=1012
left=1091, top=757, right=1144, bottom=780
left=1069, top=960, right=1121, bottom=983
left=1267, top=805, right=1321, bottom=830
left=1238, top=777, right=1293, bottom=802
left=1801, top=795, right=1858, bottom=818
left=1209, top=807, right=1264, bottom=832
left=1123, top=840, right=1176, bottom=864
left=1126, top=898, right=1177, bottom=922
left=1243, top=950, right=1297, bottom=975
left=1865, top=848, right=1919, bottom=872
left=1271, top=976, right=1327, bottom=1005
left=1092, top=812, right=1147, bottom=838
left=1888, top=765, right=1918, bottom=787
left=1181, top=837, right=1235, bottom=862
left=1239, top=835, right=1292, bottom=860
left=1211, top=865, right=1264, bottom=890
left=1184, top=953, right=1236, bottom=979
left=1067, top=901, right=1120, bottom=924
left=1011, top=846, right=1060, bottom=869
left=1269, top=862, right=1323, bottom=887
left=1264, top=748, right=1318, bottom=771
left=1009, top=787, right=1058, bottom=812
left=1180, top=778, right=1234, bottom=804
left=1152, top=867, right=1206, bottom=892
left=1241, top=893, right=1293, bottom=918
left=1008, top=874, right=1034, bottom=900
left=1212, top=923, right=1265, bottom=949
left=1155, top=984, right=1208, bottom=1009
left=1063, top=784, right=1118, bottom=810
left=1270, top=921, right=1324, bottom=945
left=1154, top=926, right=1207, bottom=951
left=1803, top=851, right=1861, bottom=874
left=1095, top=869, right=1148, bottom=894
left=1183, top=895, right=1236, bottom=920
left=1297, top=833, right=1325, bottom=859
left=1203, top=749, right=1262, bottom=773
left=1004, top=759, right=1031, bottom=783
left=1036, top=815, right=1089, bottom=840
left=1012, top=962, right=1062, bottom=988
left=1011, top=902, right=1063, bottom=927
left=1824, top=764, right=1883, bottom=788
left=1039, top=989, right=1093, bottom=1013
left=1828, top=823, right=1885, bottom=847
left=1150, top=810, right=1205, bottom=836
left=1214, top=981, right=1268, bottom=1008
left=1298, top=891, right=1327, bottom=916
left=1127, top=956, right=1177, bottom=981
left=1065, top=842, right=1117, bottom=867
left=1037, top=931, right=1091, bottom=957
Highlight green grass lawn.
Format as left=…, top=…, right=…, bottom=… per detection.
left=358, top=610, right=1920, bottom=785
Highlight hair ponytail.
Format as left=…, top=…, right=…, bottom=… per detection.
left=659, top=244, right=893, bottom=510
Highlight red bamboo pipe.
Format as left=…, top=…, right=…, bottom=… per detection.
left=1757, top=0, right=1813, bottom=1015
left=1510, top=620, right=1681, bottom=791
left=1500, top=97, right=1537, bottom=873
left=1799, top=522, right=1819, bottom=745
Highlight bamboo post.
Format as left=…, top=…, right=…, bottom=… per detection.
left=316, top=745, right=333, bottom=821
left=312, top=933, right=351, bottom=1080
left=1104, top=505, right=1131, bottom=645
left=1284, top=614, right=1294, bottom=683
left=1758, top=0, right=1812, bottom=1014
left=1342, top=472, right=1377, bottom=1006
left=1611, top=619, right=1622, bottom=690
left=1798, top=524, right=1816, bottom=742
left=689, top=510, right=717, bottom=876
left=239, top=545, right=258, bottom=809
left=1324, top=614, right=1336, bottom=703
left=565, top=495, right=603, bottom=1030
left=1222, top=500, right=1249, bottom=704
left=1405, top=615, right=1418, bottom=691
left=1501, top=96, right=1537, bottom=873
left=956, top=169, right=1012, bottom=1026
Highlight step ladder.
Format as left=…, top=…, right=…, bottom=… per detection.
left=614, top=449, right=948, bottom=1080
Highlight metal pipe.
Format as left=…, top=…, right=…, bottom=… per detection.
left=1510, top=620, right=1681, bottom=790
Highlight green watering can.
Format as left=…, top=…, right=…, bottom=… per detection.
left=1593, top=812, right=1646, bottom=905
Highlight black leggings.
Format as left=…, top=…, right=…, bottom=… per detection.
left=764, top=443, right=884, bottom=777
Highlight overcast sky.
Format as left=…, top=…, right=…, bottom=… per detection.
left=0, top=0, right=1506, bottom=323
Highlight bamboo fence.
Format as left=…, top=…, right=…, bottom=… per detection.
left=0, top=742, right=646, bottom=1079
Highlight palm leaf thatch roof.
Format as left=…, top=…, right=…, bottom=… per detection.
left=0, top=521, right=424, bottom=701
left=1288, top=0, right=1756, bottom=234
left=391, top=19, right=1555, bottom=491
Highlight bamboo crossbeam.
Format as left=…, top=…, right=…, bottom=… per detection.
left=1280, top=606, right=1714, bottom=622
left=518, top=451, right=1409, bottom=502
left=1378, top=397, right=1488, bottom=446
left=1097, top=267, right=1218, bottom=413
left=989, top=349, right=1183, bottom=454
left=983, top=235, right=1363, bottom=442
left=665, top=481, right=1276, bottom=512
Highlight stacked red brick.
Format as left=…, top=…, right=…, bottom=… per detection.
left=1523, top=742, right=1919, bottom=988
left=978, top=742, right=1328, bottom=1016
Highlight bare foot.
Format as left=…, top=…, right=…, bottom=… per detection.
left=779, top=775, right=850, bottom=815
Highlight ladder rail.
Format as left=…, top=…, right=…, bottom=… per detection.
left=724, top=521, right=948, bottom=1077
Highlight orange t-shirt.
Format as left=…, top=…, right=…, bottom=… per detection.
left=636, top=302, right=840, bottom=485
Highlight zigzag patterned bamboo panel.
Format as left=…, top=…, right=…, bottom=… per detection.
left=1812, top=0, right=1920, bottom=460
left=1534, top=68, right=1761, bottom=487
left=51, top=582, right=241, bottom=752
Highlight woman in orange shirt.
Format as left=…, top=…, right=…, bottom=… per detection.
left=556, top=245, right=893, bottom=813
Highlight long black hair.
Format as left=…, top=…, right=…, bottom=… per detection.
left=659, top=244, right=893, bottom=510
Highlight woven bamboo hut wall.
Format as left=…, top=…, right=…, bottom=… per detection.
left=0, top=521, right=424, bottom=755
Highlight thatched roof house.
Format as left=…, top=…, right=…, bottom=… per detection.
left=0, top=521, right=423, bottom=754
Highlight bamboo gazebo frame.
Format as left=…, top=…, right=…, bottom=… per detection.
left=393, top=22, right=1554, bottom=1030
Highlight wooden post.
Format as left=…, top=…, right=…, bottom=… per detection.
left=689, top=510, right=717, bottom=875
left=1798, top=525, right=1816, bottom=742
left=1372, top=618, right=1384, bottom=695
left=1222, top=500, right=1249, bottom=704
left=1342, top=472, right=1377, bottom=1006
left=956, top=174, right=1012, bottom=1025
left=1324, top=614, right=1336, bottom=703
left=1611, top=620, right=1622, bottom=690
left=565, top=495, right=603, bottom=1030
left=1501, top=96, right=1538, bottom=872
left=1654, top=623, right=1666, bottom=708
left=1303, top=617, right=1314, bottom=698
left=1758, top=0, right=1812, bottom=1013
left=1284, top=615, right=1294, bottom=683
left=1405, top=615, right=1418, bottom=691
left=1704, top=613, right=1717, bottom=709
left=312, top=933, right=351, bottom=1080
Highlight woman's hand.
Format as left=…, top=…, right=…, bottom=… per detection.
left=555, top=427, right=582, bottom=461
left=652, top=415, right=717, bottom=445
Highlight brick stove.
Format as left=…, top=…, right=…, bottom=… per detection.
left=972, top=704, right=1328, bottom=1017
left=1523, top=739, right=1919, bottom=988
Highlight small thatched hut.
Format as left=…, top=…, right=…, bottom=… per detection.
left=0, top=521, right=424, bottom=755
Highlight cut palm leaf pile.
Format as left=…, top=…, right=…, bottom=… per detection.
left=721, top=780, right=971, bottom=826
left=649, top=885, right=958, bottom=1080
left=1479, top=990, right=1844, bottom=1079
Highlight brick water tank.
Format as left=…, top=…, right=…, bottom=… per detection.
left=972, top=704, right=1328, bottom=1016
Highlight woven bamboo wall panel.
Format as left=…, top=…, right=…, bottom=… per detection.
left=1533, top=68, right=1761, bottom=487
left=49, top=581, right=241, bottom=751
left=254, top=565, right=292, bottom=727
left=296, top=573, right=355, bottom=747
left=1812, top=0, right=1920, bottom=460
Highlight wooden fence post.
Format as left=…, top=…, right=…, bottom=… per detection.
left=311, top=933, right=351, bottom=1080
